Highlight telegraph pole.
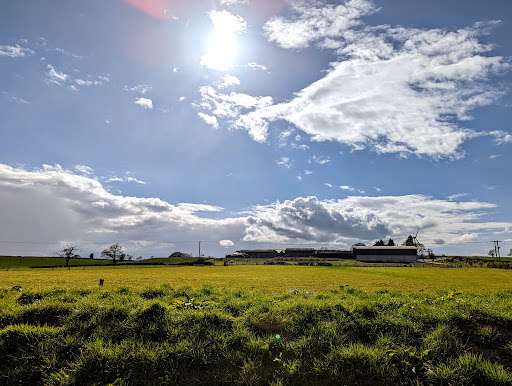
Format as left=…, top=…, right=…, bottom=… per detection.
left=493, top=240, right=502, bottom=261
left=198, top=241, right=201, bottom=259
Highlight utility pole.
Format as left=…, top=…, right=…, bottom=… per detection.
left=493, top=240, right=502, bottom=261
left=198, top=241, right=201, bottom=259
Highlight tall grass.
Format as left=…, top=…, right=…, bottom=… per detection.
left=1, top=285, right=512, bottom=384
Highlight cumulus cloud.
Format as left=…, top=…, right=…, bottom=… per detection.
left=218, top=74, right=241, bottom=89
left=135, top=97, right=153, bottom=109
left=0, top=44, right=35, bottom=58
left=198, top=86, right=273, bottom=140
left=0, top=163, right=245, bottom=257
left=219, top=239, right=235, bottom=247
left=0, top=163, right=510, bottom=256
left=209, top=10, right=247, bottom=34
left=243, top=194, right=511, bottom=247
left=263, top=0, right=376, bottom=49
left=198, top=1, right=510, bottom=158
left=241, top=20, right=509, bottom=157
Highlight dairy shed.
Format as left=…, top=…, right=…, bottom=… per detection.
left=353, top=246, right=418, bottom=263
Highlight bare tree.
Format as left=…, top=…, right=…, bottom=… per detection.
left=101, top=244, right=126, bottom=265
left=488, top=249, right=496, bottom=258
left=56, top=245, right=78, bottom=267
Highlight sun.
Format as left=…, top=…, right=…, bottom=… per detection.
left=201, top=10, right=246, bottom=71
left=201, top=30, right=239, bottom=71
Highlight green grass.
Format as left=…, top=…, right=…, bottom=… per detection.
left=0, top=255, right=113, bottom=268
left=1, top=285, right=511, bottom=385
left=2, top=265, right=512, bottom=294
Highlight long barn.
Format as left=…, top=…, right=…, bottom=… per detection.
left=353, top=246, right=418, bottom=263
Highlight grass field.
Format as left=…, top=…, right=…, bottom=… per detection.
left=0, top=255, right=113, bottom=268
left=2, top=265, right=512, bottom=294
left=1, top=285, right=512, bottom=385
left=2, top=257, right=512, bottom=385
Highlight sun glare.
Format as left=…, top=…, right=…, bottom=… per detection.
left=201, top=10, right=246, bottom=71
left=201, top=31, right=239, bottom=71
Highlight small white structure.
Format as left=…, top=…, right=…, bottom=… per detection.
left=353, top=246, right=418, bottom=263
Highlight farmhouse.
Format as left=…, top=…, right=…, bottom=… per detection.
left=353, top=246, right=418, bottom=263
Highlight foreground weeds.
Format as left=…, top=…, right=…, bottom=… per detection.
left=1, top=286, right=512, bottom=385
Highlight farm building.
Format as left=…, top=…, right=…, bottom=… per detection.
left=283, top=248, right=316, bottom=258
left=353, top=246, right=418, bottom=263
left=314, top=249, right=354, bottom=259
left=232, top=250, right=280, bottom=259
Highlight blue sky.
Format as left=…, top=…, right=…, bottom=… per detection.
left=0, top=0, right=511, bottom=258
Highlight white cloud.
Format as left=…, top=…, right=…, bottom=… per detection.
left=46, top=64, right=69, bottom=85
left=277, top=157, right=292, bottom=168
left=340, top=185, right=355, bottom=191
left=123, top=84, right=152, bottom=94
left=135, top=97, right=153, bottom=109
left=0, top=163, right=244, bottom=257
left=324, top=183, right=333, bottom=188
left=489, top=154, right=502, bottom=159
left=172, top=67, right=178, bottom=73
left=248, top=62, right=268, bottom=71
left=75, top=78, right=105, bottom=87
left=263, top=0, right=376, bottom=49
left=126, top=177, right=147, bottom=185
left=45, top=64, right=108, bottom=89
left=104, top=175, right=147, bottom=184
left=0, top=163, right=510, bottom=256
left=374, top=187, right=382, bottom=192
left=55, top=47, right=82, bottom=59
left=179, top=96, right=186, bottom=101
left=448, top=193, right=468, bottom=201
left=4, top=94, right=31, bottom=104
left=243, top=194, right=510, bottom=247
left=218, top=74, right=241, bottom=89
left=308, top=155, right=331, bottom=165
left=490, top=130, right=512, bottom=145
left=75, top=165, right=94, bottom=175
left=199, top=86, right=274, bottom=132
left=220, top=0, right=248, bottom=5
left=219, top=239, right=235, bottom=247
left=209, top=10, right=246, bottom=34
left=278, top=129, right=294, bottom=147
left=0, top=44, right=35, bottom=58
left=198, top=112, right=219, bottom=129
left=217, top=10, right=510, bottom=158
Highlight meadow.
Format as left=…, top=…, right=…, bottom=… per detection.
left=2, top=264, right=512, bottom=294
left=1, top=259, right=512, bottom=385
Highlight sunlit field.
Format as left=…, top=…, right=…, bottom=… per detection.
left=2, top=260, right=512, bottom=384
left=2, top=264, right=512, bottom=294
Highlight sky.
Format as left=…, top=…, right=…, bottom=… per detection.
left=0, top=0, right=511, bottom=259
